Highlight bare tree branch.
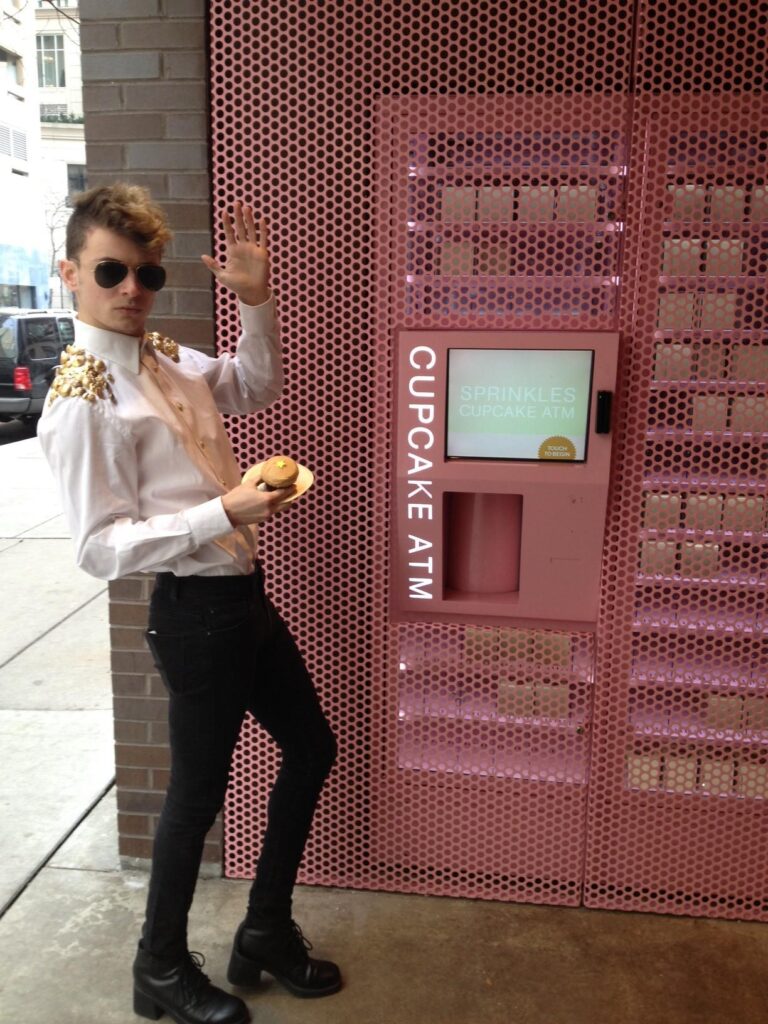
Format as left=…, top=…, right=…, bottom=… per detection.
left=39, top=0, right=79, bottom=26
left=44, top=191, right=71, bottom=274
left=3, top=0, right=31, bottom=23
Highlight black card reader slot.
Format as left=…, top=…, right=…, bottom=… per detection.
left=595, top=390, right=613, bottom=434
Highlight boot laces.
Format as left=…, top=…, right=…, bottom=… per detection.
left=181, top=951, right=212, bottom=1001
left=287, top=921, right=314, bottom=958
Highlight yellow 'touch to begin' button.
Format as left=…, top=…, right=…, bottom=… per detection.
left=538, top=436, right=577, bottom=460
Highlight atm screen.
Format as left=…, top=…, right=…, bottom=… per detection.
left=446, top=348, right=594, bottom=461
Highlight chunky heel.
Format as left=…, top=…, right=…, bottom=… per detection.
left=227, top=945, right=264, bottom=987
left=133, top=986, right=164, bottom=1020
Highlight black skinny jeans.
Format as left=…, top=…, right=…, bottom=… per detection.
left=141, top=565, right=337, bottom=960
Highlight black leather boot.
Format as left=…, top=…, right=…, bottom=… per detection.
left=227, top=919, right=341, bottom=998
left=133, top=945, right=250, bottom=1023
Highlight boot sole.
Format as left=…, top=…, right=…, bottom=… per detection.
left=133, top=986, right=165, bottom=1021
left=227, top=947, right=341, bottom=999
left=133, top=984, right=251, bottom=1023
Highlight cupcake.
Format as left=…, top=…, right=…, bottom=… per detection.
left=257, top=455, right=300, bottom=492
left=242, top=455, right=314, bottom=505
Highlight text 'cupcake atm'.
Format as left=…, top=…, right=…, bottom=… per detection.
left=391, top=329, right=621, bottom=629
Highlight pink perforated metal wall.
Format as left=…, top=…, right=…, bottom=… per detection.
left=210, top=1, right=768, bottom=918
left=584, top=3, right=768, bottom=921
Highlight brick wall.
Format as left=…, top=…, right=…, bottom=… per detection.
left=78, top=0, right=221, bottom=869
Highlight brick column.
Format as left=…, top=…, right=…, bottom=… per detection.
left=79, top=0, right=220, bottom=870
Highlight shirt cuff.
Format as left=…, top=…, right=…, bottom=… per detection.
left=239, top=294, right=276, bottom=330
left=184, top=497, right=234, bottom=547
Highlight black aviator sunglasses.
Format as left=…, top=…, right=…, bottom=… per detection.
left=89, top=259, right=167, bottom=292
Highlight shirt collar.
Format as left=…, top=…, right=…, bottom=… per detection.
left=74, top=319, right=142, bottom=375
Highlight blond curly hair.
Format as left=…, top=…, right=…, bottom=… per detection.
left=66, top=182, right=173, bottom=259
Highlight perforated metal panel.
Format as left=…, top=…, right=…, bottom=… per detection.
left=585, top=5, right=768, bottom=920
left=210, top=1, right=768, bottom=917
left=384, top=95, right=628, bottom=331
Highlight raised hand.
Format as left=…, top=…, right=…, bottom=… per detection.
left=201, top=201, right=271, bottom=306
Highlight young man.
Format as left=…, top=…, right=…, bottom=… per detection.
left=38, top=184, right=340, bottom=1024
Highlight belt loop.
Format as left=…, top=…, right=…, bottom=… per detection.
left=157, top=572, right=181, bottom=601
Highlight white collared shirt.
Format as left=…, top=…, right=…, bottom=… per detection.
left=38, top=299, right=282, bottom=580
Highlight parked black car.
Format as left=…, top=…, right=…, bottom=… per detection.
left=0, top=309, right=75, bottom=423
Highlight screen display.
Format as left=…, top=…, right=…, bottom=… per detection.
left=446, top=348, right=594, bottom=461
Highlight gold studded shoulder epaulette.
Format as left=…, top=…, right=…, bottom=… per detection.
left=48, top=346, right=116, bottom=406
left=145, top=331, right=180, bottom=362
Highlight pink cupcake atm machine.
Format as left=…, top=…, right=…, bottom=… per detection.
left=385, top=325, right=620, bottom=904
left=392, top=329, right=620, bottom=627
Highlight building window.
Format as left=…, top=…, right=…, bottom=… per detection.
left=1, top=48, right=24, bottom=90
left=67, top=164, right=87, bottom=201
left=0, top=122, right=28, bottom=160
left=12, top=129, right=27, bottom=160
left=0, top=284, right=34, bottom=307
left=36, top=34, right=65, bottom=88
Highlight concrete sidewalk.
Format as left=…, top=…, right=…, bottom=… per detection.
left=0, top=435, right=113, bottom=916
left=1, top=437, right=768, bottom=1024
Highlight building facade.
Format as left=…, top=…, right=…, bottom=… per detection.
left=36, top=0, right=85, bottom=309
left=0, top=0, right=85, bottom=310
left=0, top=0, right=48, bottom=307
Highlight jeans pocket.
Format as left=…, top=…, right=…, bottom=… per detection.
left=144, top=630, right=198, bottom=696
left=145, top=617, right=253, bottom=698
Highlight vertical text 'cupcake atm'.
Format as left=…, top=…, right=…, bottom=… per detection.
left=392, top=330, right=620, bottom=629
